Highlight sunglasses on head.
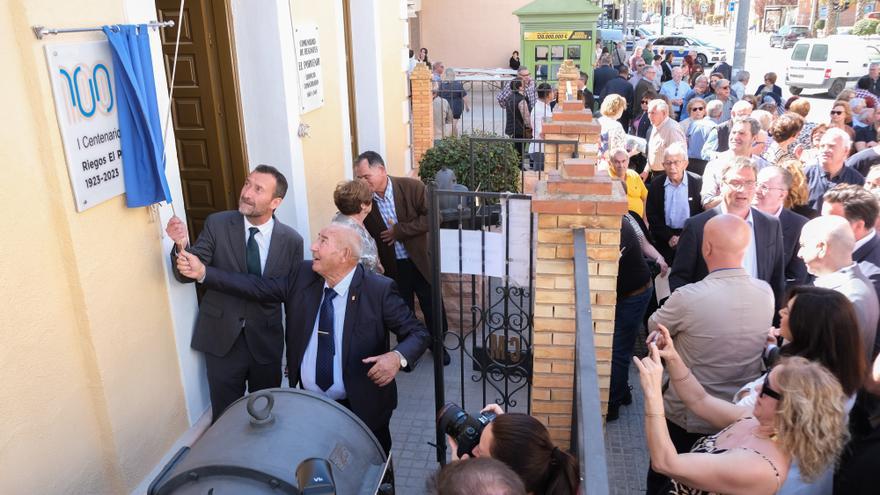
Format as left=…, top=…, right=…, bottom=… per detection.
left=760, top=373, right=783, bottom=401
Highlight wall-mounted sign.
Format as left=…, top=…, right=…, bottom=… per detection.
left=45, top=41, right=125, bottom=212
left=294, top=25, right=324, bottom=114
left=524, top=30, right=592, bottom=41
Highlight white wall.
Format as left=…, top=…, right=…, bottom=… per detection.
left=230, top=0, right=312, bottom=239
left=123, top=0, right=209, bottom=427
left=349, top=0, right=387, bottom=157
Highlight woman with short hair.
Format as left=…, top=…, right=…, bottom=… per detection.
left=768, top=112, right=805, bottom=163
left=332, top=179, right=382, bottom=273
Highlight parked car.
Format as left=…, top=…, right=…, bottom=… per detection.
left=649, top=35, right=725, bottom=66
left=786, top=36, right=880, bottom=97
left=770, top=25, right=810, bottom=48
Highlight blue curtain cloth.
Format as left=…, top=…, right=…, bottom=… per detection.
left=103, top=24, right=172, bottom=207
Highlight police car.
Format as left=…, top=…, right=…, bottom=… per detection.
left=649, top=35, right=726, bottom=66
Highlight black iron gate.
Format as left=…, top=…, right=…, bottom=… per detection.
left=427, top=185, right=535, bottom=463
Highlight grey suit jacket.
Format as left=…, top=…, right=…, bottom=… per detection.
left=669, top=206, right=786, bottom=308
left=171, top=210, right=304, bottom=362
left=815, top=264, right=879, bottom=364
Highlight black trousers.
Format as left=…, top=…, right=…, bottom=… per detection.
left=395, top=258, right=448, bottom=339
left=205, top=331, right=282, bottom=423
left=337, top=399, right=393, bottom=455
left=645, top=419, right=705, bottom=495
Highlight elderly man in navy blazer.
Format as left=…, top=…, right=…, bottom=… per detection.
left=670, top=157, right=785, bottom=308
left=646, top=143, right=703, bottom=264
left=176, top=223, right=430, bottom=454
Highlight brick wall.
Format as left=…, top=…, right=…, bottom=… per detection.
left=530, top=99, right=627, bottom=447
left=410, top=63, right=434, bottom=171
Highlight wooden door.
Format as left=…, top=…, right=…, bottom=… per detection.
left=156, top=0, right=248, bottom=239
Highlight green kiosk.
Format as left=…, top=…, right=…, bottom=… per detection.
left=513, top=0, right=603, bottom=84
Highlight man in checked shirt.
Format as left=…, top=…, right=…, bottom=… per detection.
left=355, top=151, right=451, bottom=365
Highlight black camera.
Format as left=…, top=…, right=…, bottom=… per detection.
left=437, top=402, right=497, bottom=459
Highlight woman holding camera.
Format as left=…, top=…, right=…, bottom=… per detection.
left=448, top=404, right=580, bottom=495
left=635, top=325, right=849, bottom=495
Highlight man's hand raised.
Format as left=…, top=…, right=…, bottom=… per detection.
left=176, top=250, right=206, bottom=282
left=362, top=352, right=401, bottom=387
left=166, top=216, right=189, bottom=252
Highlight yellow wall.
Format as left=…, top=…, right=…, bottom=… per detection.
left=292, top=0, right=350, bottom=241
left=418, top=0, right=530, bottom=69
left=378, top=1, right=411, bottom=176
left=0, top=1, right=188, bottom=493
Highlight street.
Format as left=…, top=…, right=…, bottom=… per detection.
left=656, top=22, right=839, bottom=122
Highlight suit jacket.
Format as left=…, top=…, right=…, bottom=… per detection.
left=855, top=233, right=880, bottom=297
left=364, top=177, right=432, bottom=282
left=645, top=172, right=703, bottom=263
left=669, top=206, right=786, bottom=308
left=778, top=208, right=809, bottom=288
left=171, top=210, right=303, bottom=362
left=593, top=65, right=618, bottom=96
left=203, top=262, right=430, bottom=432
left=600, top=76, right=635, bottom=120
left=701, top=120, right=732, bottom=160
left=815, top=264, right=880, bottom=364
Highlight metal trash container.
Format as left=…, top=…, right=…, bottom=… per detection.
left=148, top=388, right=390, bottom=495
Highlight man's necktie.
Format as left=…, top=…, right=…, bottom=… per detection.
left=246, top=227, right=261, bottom=276
left=315, top=287, right=337, bottom=391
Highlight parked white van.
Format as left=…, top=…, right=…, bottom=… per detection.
left=785, top=36, right=880, bottom=97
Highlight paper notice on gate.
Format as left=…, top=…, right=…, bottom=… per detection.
left=503, top=198, right=533, bottom=288
left=439, top=229, right=504, bottom=277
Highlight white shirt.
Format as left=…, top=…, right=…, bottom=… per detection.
left=300, top=267, right=356, bottom=400
left=244, top=216, right=274, bottom=273
left=720, top=203, right=759, bottom=278
left=855, top=229, right=876, bottom=253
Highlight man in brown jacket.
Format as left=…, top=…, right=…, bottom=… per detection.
left=355, top=151, right=450, bottom=365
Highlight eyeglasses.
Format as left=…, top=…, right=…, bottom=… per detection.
left=830, top=110, right=844, bottom=115
left=724, top=180, right=757, bottom=190
left=757, top=183, right=784, bottom=193
left=760, top=373, right=783, bottom=401
left=691, top=107, right=705, bottom=111
left=753, top=141, right=768, bottom=147
left=662, top=159, right=687, bottom=166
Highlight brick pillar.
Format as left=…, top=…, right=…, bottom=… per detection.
left=410, top=63, right=434, bottom=171
left=556, top=59, right=581, bottom=103
left=541, top=99, right=601, bottom=174
left=530, top=104, right=627, bottom=447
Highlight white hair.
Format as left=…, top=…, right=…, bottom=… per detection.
left=663, top=142, right=688, bottom=160
left=706, top=99, right=724, bottom=119
left=647, top=99, right=668, bottom=114
left=822, top=126, right=853, bottom=151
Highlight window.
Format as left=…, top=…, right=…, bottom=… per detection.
left=551, top=45, right=565, bottom=61
left=536, top=64, right=549, bottom=80
left=655, top=37, right=671, bottom=45
left=567, top=45, right=581, bottom=60
left=809, top=44, right=828, bottom=62
left=791, top=43, right=809, bottom=61
left=535, top=46, right=549, bottom=61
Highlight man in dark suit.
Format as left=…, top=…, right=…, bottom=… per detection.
left=166, top=165, right=304, bottom=422
left=646, top=143, right=703, bottom=264
left=593, top=53, right=618, bottom=97
left=822, top=184, right=880, bottom=354
left=354, top=151, right=450, bottom=365
left=176, top=223, right=430, bottom=453
left=600, top=66, right=635, bottom=130
left=754, top=166, right=810, bottom=288
left=634, top=66, right=657, bottom=120
left=670, top=158, right=786, bottom=308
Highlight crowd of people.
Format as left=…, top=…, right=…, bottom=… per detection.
left=600, top=55, right=880, bottom=494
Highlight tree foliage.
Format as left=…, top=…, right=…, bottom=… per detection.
left=852, top=18, right=880, bottom=35
left=418, top=133, right=522, bottom=193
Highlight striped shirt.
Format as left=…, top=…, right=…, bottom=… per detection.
left=373, top=178, right=409, bottom=259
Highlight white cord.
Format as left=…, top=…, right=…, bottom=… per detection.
left=160, top=0, right=185, bottom=216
